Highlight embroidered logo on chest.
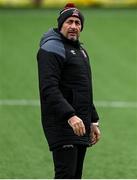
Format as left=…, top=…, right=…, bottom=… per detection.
left=70, top=50, right=76, bottom=55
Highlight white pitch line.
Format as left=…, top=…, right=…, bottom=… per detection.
left=95, top=101, right=137, bottom=108
left=0, top=99, right=137, bottom=108
left=0, top=99, right=40, bottom=106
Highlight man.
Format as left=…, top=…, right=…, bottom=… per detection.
left=37, top=3, right=101, bottom=179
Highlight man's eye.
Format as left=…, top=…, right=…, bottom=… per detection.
left=67, top=21, right=72, bottom=25
left=76, top=22, right=80, bottom=25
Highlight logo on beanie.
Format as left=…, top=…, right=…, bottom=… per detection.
left=72, top=9, right=79, bottom=17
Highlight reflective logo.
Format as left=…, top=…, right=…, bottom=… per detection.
left=70, top=50, right=76, bottom=55
left=62, top=145, right=74, bottom=148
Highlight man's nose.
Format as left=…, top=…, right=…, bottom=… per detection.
left=70, top=22, right=77, bottom=29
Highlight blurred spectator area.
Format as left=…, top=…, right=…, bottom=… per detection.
left=0, top=0, right=137, bottom=8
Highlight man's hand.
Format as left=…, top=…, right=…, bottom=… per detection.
left=90, top=123, right=101, bottom=145
left=68, top=115, right=86, bottom=136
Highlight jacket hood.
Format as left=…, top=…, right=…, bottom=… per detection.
left=40, top=28, right=61, bottom=47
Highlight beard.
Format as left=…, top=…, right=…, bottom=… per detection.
left=67, top=32, right=79, bottom=41
left=69, top=36, right=78, bottom=41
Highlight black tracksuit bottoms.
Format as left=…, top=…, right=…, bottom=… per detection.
left=52, top=144, right=87, bottom=179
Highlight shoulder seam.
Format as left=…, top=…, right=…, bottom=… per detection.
left=41, top=39, right=66, bottom=59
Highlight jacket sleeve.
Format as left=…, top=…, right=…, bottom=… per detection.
left=37, top=48, right=75, bottom=120
left=81, top=47, right=99, bottom=123
left=91, top=103, right=99, bottom=123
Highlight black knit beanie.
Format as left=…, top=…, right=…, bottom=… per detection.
left=57, top=3, right=84, bottom=31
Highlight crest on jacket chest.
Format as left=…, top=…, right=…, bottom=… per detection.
left=81, top=49, right=87, bottom=58
left=69, top=49, right=87, bottom=58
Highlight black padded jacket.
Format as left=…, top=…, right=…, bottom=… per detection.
left=37, top=28, right=99, bottom=151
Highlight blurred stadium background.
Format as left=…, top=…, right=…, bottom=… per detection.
left=0, top=0, right=137, bottom=7
left=0, top=0, right=137, bottom=179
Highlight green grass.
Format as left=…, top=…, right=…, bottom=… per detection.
left=0, top=8, right=137, bottom=178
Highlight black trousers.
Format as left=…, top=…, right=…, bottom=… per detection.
left=52, top=145, right=87, bottom=179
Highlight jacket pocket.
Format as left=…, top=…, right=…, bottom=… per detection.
left=72, top=89, right=90, bottom=114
